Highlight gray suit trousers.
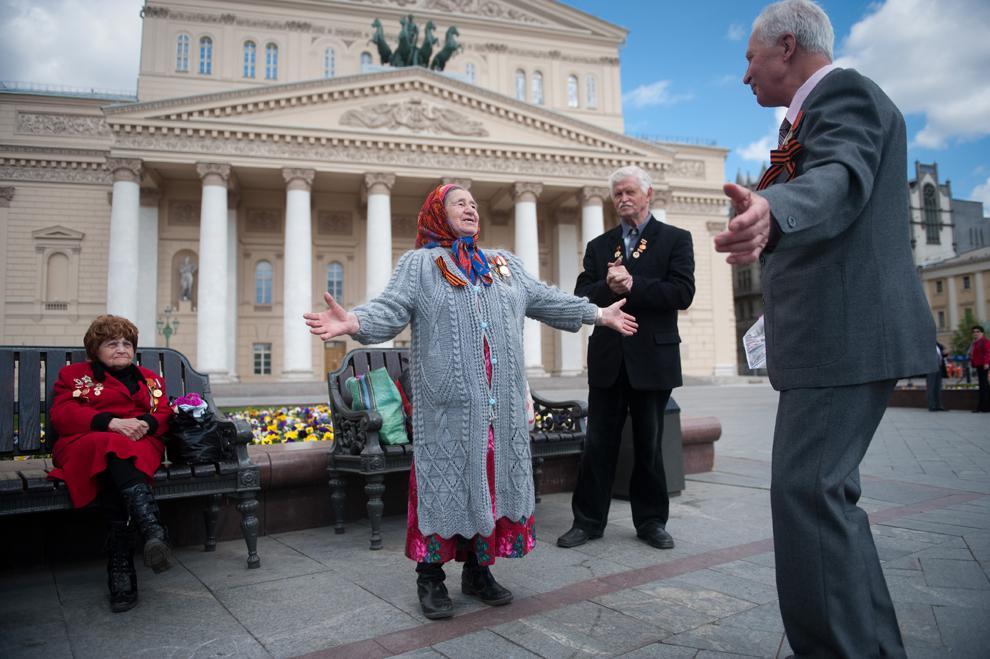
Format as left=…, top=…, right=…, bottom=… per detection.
left=771, top=381, right=906, bottom=659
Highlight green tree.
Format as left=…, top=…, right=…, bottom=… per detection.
left=950, top=309, right=988, bottom=357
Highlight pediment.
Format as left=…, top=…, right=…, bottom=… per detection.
left=32, top=225, right=85, bottom=241
left=105, top=67, right=672, bottom=161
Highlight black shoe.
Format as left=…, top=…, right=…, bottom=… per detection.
left=417, top=578, right=454, bottom=619
left=461, top=563, right=513, bottom=606
left=637, top=523, right=675, bottom=549
left=120, top=483, right=173, bottom=573
left=107, top=521, right=138, bottom=613
left=556, top=526, right=602, bottom=548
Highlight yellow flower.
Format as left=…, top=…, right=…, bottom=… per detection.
left=284, top=430, right=298, bottom=440
left=322, top=431, right=333, bottom=441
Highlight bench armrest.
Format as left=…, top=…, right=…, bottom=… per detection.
left=328, top=387, right=384, bottom=456
left=530, top=392, right=588, bottom=435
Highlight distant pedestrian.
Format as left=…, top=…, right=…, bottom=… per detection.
left=971, top=325, right=990, bottom=413
left=927, top=342, right=947, bottom=411
left=714, top=1, right=935, bottom=656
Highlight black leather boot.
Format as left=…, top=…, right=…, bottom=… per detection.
left=461, top=554, right=513, bottom=606
left=106, top=521, right=138, bottom=613
left=120, top=483, right=173, bottom=573
left=416, top=562, right=454, bottom=620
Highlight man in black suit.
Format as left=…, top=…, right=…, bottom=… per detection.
left=715, top=1, right=934, bottom=656
left=557, top=165, right=695, bottom=551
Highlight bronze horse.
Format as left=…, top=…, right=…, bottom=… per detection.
left=430, top=26, right=460, bottom=71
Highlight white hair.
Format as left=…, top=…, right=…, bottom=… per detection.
left=608, top=165, right=652, bottom=194
left=753, top=0, right=834, bottom=61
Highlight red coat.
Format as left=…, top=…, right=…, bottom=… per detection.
left=48, top=361, right=172, bottom=508
left=972, top=336, right=990, bottom=368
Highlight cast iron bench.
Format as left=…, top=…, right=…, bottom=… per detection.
left=326, top=348, right=587, bottom=549
left=0, top=346, right=262, bottom=568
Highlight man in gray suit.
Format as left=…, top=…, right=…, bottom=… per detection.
left=715, top=1, right=935, bottom=656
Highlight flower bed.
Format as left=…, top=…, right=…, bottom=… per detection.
left=225, top=405, right=335, bottom=446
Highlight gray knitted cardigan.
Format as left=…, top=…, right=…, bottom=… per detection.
left=352, top=246, right=598, bottom=539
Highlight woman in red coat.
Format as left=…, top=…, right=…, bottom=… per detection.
left=49, top=314, right=173, bottom=612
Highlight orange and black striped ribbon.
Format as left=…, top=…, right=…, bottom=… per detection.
left=434, top=256, right=466, bottom=287
left=757, top=111, right=805, bottom=191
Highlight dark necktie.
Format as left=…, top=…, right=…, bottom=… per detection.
left=625, top=227, right=638, bottom=259
left=778, top=118, right=792, bottom=148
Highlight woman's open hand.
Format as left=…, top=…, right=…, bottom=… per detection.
left=600, top=298, right=638, bottom=336
left=304, top=292, right=360, bottom=341
left=108, top=417, right=149, bottom=441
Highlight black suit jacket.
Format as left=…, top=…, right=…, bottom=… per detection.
left=575, top=215, right=695, bottom=390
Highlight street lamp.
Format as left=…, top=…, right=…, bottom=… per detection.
left=156, top=305, right=180, bottom=348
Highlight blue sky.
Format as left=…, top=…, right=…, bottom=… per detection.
left=566, top=0, right=990, bottom=210
left=2, top=0, right=987, bottom=210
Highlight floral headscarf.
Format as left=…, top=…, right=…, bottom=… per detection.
left=416, top=183, right=493, bottom=286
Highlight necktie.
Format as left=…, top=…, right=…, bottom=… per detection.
left=625, top=227, right=638, bottom=259
left=778, top=118, right=792, bottom=148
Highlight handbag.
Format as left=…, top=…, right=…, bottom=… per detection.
left=345, top=367, right=410, bottom=446
left=168, top=395, right=225, bottom=463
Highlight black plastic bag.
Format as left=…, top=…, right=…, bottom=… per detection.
left=169, top=409, right=223, bottom=463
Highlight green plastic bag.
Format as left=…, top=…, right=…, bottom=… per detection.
left=345, top=367, right=410, bottom=446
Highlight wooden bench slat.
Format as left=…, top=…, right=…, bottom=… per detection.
left=17, top=351, right=43, bottom=453
left=0, top=351, right=14, bottom=454
left=162, top=352, right=184, bottom=398
left=19, top=468, right=55, bottom=493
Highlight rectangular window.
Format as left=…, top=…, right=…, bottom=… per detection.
left=935, top=280, right=943, bottom=294
left=252, top=343, right=272, bottom=375
left=963, top=275, right=971, bottom=290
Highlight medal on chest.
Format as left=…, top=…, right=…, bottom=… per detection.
left=146, top=378, right=164, bottom=411
left=490, top=254, right=512, bottom=280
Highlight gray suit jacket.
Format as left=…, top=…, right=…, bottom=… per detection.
left=760, top=68, right=935, bottom=390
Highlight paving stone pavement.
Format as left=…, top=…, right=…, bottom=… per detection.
left=2, top=383, right=988, bottom=658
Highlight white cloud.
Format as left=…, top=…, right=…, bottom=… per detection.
left=737, top=107, right=787, bottom=163
left=622, top=80, right=693, bottom=109
left=836, top=0, right=990, bottom=149
left=726, top=23, right=746, bottom=41
left=0, top=0, right=142, bottom=92
left=970, top=177, right=990, bottom=217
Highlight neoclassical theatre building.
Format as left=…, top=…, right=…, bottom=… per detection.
left=0, top=0, right=735, bottom=383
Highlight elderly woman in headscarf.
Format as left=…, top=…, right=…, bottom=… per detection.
left=48, top=315, right=173, bottom=613
left=305, top=183, right=636, bottom=620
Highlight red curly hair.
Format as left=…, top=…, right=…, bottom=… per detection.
left=83, top=315, right=138, bottom=361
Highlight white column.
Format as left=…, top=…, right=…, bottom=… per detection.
left=555, top=221, right=583, bottom=375
left=364, top=173, right=396, bottom=347
left=513, top=182, right=544, bottom=376
left=708, top=220, right=738, bottom=376
left=0, top=187, right=13, bottom=339
left=226, top=194, right=239, bottom=380
left=579, top=186, right=608, bottom=251
left=106, top=159, right=142, bottom=321
left=136, top=189, right=159, bottom=345
left=282, top=168, right=316, bottom=379
left=651, top=187, right=671, bottom=223
left=195, top=162, right=230, bottom=379
left=947, top=276, right=959, bottom=330
left=975, top=270, right=987, bottom=323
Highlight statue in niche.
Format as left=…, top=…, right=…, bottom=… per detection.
left=179, top=256, right=197, bottom=301
left=368, top=16, right=460, bottom=71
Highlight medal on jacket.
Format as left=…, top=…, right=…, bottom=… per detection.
left=613, top=244, right=622, bottom=260
left=632, top=239, right=647, bottom=259
left=490, top=254, right=511, bottom=279
left=146, top=378, right=164, bottom=411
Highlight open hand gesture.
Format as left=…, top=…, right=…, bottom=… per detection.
left=600, top=298, right=638, bottom=336
left=303, top=292, right=360, bottom=341
left=714, top=182, right=771, bottom=265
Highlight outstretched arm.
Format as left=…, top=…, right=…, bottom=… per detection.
left=304, top=292, right=360, bottom=341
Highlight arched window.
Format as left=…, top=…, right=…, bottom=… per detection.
left=255, top=261, right=273, bottom=305
left=46, top=252, right=70, bottom=303
left=465, top=63, right=476, bottom=84
left=326, top=261, right=344, bottom=300
left=515, top=69, right=526, bottom=101
left=265, top=43, right=278, bottom=80
left=198, top=36, right=213, bottom=75
left=360, top=51, right=373, bottom=72
left=586, top=74, right=598, bottom=108
left=531, top=71, right=544, bottom=105
left=923, top=184, right=940, bottom=244
left=243, top=41, right=256, bottom=78
left=176, top=34, right=190, bottom=72
left=324, top=47, right=336, bottom=78
left=567, top=75, right=579, bottom=108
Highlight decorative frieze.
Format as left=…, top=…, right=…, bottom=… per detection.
left=341, top=99, right=488, bottom=137
left=16, top=112, right=111, bottom=138
left=0, top=186, right=15, bottom=207
left=669, top=195, right=728, bottom=216
left=168, top=200, right=201, bottom=226
left=318, top=211, right=353, bottom=235
left=353, top=0, right=546, bottom=24
left=0, top=163, right=110, bottom=185
left=246, top=208, right=282, bottom=233
left=471, top=43, right=619, bottom=66
left=671, top=159, right=706, bottom=179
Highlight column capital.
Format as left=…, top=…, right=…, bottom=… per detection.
left=196, top=162, right=231, bottom=186
left=579, top=186, right=609, bottom=206
left=282, top=167, right=315, bottom=191
left=442, top=177, right=472, bottom=190
left=364, top=173, right=395, bottom=195
left=0, top=186, right=14, bottom=208
left=107, top=158, right=142, bottom=183
left=651, top=187, right=672, bottom=208
left=139, top=189, right=161, bottom=207
left=513, top=181, right=543, bottom=203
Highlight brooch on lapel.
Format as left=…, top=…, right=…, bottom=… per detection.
left=490, top=254, right=512, bottom=279
left=72, top=375, right=103, bottom=400
left=146, top=378, right=164, bottom=411
left=632, top=238, right=648, bottom=259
